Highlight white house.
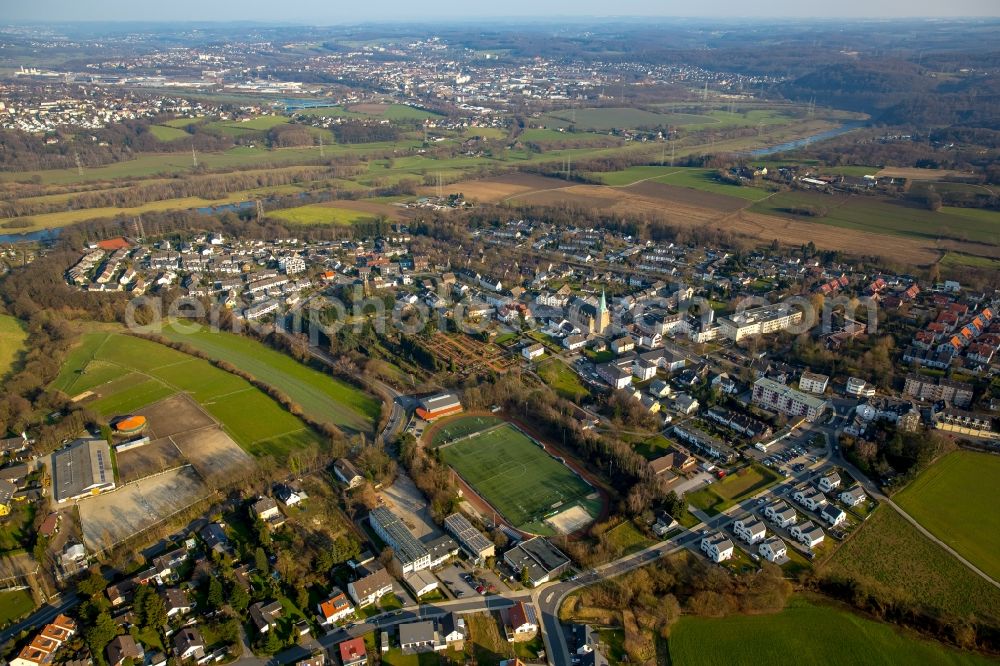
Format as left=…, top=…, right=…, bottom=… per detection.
left=648, top=379, right=673, bottom=399
left=522, top=344, right=545, bottom=361
left=820, top=504, right=846, bottom=527
left=610, top=337, right=635, bottom=355
left=790, top=521, right=825, bottom=548
left=632, top=358, right=658, bottom=381
left=818, top=472, right=842, bottom=493
left=759, top=537, right=788, bottom=563
left=733, top=516, right=767, bottom=545
left=700, top=532, right=734, bottom=563
left=792, top=486, right=828, bottom=512
left=347, top=568, right=394, bottom=607
left=674, top=393, right=699, bottom=415
left=563, top=335, right=587, bottom=351
left=764, top=500, right=798, bottom=529
left=839, top=487, right=867, bottom=507
left=846, top=377, right=876, bottom=398
left=317, top=589, right=354, bottom=625
left=799, top=371, right=829, bottom=395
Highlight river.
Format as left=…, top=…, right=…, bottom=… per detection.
left=747, top=121, right=867, bottom=157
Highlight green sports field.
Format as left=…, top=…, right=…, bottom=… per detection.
left=160, top=324, right=379, bottom=433
left=895, top=451, right=1000, bottom=581
left=52, top=331, right=322, bottom=460
left=430, top=415, right=504, bottom=447
left=438, top=421, right=594, bottom=530
left=668, top=596, right=995, bottom=666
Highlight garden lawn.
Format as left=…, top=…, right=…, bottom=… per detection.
left=686, top=464, right=780, bottom=515
left=894, top=451, right=1000, bottom=581
left=0, top=589, right=35, bottom=627
left=536, top=358, right=590, bottom=402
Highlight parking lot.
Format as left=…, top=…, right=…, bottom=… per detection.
left=436, top=564, right=478, bottom=599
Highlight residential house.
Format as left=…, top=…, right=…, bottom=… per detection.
left=338, top=637, right=367, bottom=666
left=610, top=337, right=635, bottom=355
left=818, top=472, right=842, bottom=493
left=790, top=521, right=825, bottom=548
left=163, top=588, right=191, bottom=619
left=106, top=636, right=143, bottom=666
left=249, top=600, right=283, bottom=633
left=673, top=393, right=699, bottom=415
left=732, top=516, right=767, bottom=545
left=759, top=537, right=788, bottom=563
left=440, top=614, right=466, bottom=649
left=799, top=371, right=829, bottom=395
left=333, top=458, right=365, bottom=488
left=820, top=504, right=847, bottom=527
left=505, top=602, right=538, bottom=641
left=251, top=496, right=283, bottom=527
left=700, top=532, right=734, bottom=563
left=764, top=500, right=798, bottom=529
left=839, top=487, right=867, bottom=508
left=317, top=588, right=354, bottom=625
left=522, top=344, right=545, bottom=361
left=347, top=568, right=394, bottom=607
left=398, top=621, right=444, bottom=653
left=172, top=627, right=205, bottom=662
left=792, top=486, right=827, bottom=512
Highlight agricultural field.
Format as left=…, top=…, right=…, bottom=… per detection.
left=591, top=166, right=774, bottom=202
left=0, top=314, right=27, bottom=378
left=685, top=464, right=781, bottom=515
left=159, top=323, right=379, bottom=434
left=750, top=190, right=1000, bottom=248
left=266, top=203, right=377, bottom=226
left=940, top=252, right=1000, bottom=271
left=536, top=358, right=590, bottom=402
left=51, top=330, right=323, bottom=461
left=204, top=115, right=290, bottom=136
left=149, top=124, right=190, bottom=142
left=438, top=421, right=595, bottom=531
left=541, top=107, right=716, bottom=130
left=667, top=596, right=995, bottom=666
left=0, top=142, right=418, bottom=186
left=827, top=507, right=1000, bottom=621
left=0, top=189, right=293, bottom=234
left=894, top=451, right=1000, bottom=581
left=298, top=103, right=440, bottom=121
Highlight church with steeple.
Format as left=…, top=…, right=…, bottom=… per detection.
left=571, top=289, right=611, bottom=335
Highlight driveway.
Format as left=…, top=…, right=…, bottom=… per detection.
left=672, top=471, right=712, bottom=496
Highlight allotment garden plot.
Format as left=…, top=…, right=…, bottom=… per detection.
left=437, top=418, right=599, bottom=535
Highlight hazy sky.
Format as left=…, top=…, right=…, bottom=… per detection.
left=6, top=0, right=1000, bottom=22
